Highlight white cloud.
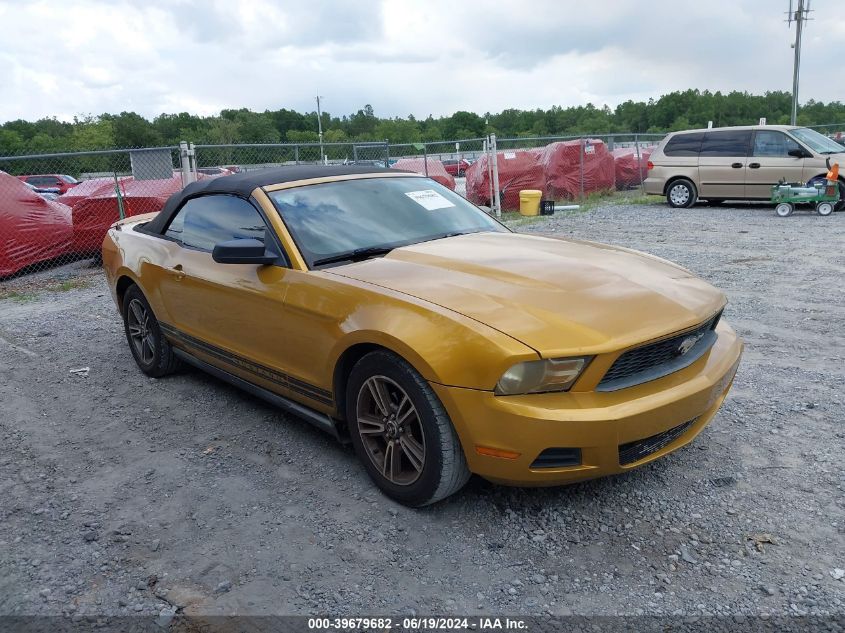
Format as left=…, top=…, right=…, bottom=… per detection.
left=0, top=0, right=841, bottom=123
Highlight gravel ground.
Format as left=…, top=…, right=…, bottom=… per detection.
left=1, top=201, right=843, bottom=621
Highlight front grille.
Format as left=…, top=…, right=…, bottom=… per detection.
left=530, top=448, right=582, bottom=469
left=598, top=311, right=721, bottom=391
left=618, top=418, right=697, bottom=466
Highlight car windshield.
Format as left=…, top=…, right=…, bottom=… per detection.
left=268, top=176, right=507, bottom=267
left=791, top=128, right=844, bottom=154
left=59, top=175, right=78, bottom=183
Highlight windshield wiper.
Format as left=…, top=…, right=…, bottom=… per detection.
left=313, top=246, right=395, bottom=267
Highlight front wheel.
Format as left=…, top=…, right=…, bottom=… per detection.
left=816, top=201, right=834, bottom=216
left=666, top=179, right=697, bottom=208
left=775, top=202, right=794, bottom=217
left=346, top=350, right=470, bottom=507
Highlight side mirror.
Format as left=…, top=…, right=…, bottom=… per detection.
left=788, top=148, right=810, bottom=158
left=212, top=238, right=276, bottom=265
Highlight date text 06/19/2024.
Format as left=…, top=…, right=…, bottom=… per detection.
left=307, top=617, right=528, bottom=630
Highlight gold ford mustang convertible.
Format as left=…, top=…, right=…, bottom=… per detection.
left=103, top=166, right=743, bottom=506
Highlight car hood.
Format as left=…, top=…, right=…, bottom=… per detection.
left=327, top=232, right=726, bottom=356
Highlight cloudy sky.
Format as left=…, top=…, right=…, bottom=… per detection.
left=1, top=0, right=842, bottom=123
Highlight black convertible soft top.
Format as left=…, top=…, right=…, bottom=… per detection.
left=143, top=165, right=412, bottom=235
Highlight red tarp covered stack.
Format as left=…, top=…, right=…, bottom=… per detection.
left=536, top=139, right=615, bottom=201
left=465, top=150, right=543, bottom=209
left=57, top=176, right=128, bottom=209
left=71, top=174, right=187, bottom=252
left=465, top=140, right=615, bottom=209
left=391, top=158, right=456, bottom=191
left=0, top=171, right=73, bottom=278
left=612, top=146, right=654, bottom=189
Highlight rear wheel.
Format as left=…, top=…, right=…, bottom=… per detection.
left=346, top=350, right=470, bottom=507
left=122, top=285, right=180, bottom=377
left=666, top=179, right=697, bottom=208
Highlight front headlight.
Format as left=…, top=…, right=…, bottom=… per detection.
left=495, top=357, right=592, bottom=395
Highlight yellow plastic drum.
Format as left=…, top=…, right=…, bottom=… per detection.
left=519, top=190, right=542, bottom=216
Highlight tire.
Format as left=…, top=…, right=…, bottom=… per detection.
left=345, top=350, right=470, bottom=507
left=816, top=201, right=834, bottom=216
left=122, top=284, right=181, bottom=377
left=666, top=179, right=697, bottom=208
left=775, top=202, right=794, bottom=217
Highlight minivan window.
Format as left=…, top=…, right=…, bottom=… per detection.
left=663, top=133, right=705, bottom=157
left=753, top=131, right=802, bottom=157
left=791, top=127, right=844, bottom=154
left=700, top=130, right=752, bottom=157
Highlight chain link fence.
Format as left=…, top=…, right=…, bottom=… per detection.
left=2, top=124, right=844, bottom=281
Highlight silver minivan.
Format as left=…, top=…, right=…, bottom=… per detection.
left=644, top=125, right=845, bottom=210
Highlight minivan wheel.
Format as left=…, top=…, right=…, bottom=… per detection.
left=667, top=179, right=697, bottom=208
left=346, top=350, right=470, bottom=507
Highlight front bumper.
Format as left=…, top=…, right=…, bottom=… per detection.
left=432, top=320, right=743, bottom=486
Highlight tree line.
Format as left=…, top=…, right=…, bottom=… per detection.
left=1, top=89, right=844, bottom=156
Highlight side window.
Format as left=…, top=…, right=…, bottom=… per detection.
left=753, top=131, right=802, bottom=157
left=165, top=195, right=268, bottom=252
left=663, top=133, right=705, bottom=156
left=700, top=130, right=752, bottom=157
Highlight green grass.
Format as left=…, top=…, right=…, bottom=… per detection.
left=499, top=189, right=661, bottom=227
left=1, top=291, right=37, bottom=303
left=626, top=194, right=664, bottom=205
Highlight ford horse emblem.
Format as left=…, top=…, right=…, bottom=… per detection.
left=677, top=332, right=704, bottom=356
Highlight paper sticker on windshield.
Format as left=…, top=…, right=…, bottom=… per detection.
left=405, top=189, right=455, bottom=211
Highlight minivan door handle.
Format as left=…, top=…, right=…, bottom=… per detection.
left=731, top=162, right=743, bottom=169
left=748, top=162, right=761, bottom=169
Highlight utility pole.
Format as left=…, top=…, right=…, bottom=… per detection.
left=316, top=92, right=325, bottom=164
left=787, top=0, right=811, bottom=126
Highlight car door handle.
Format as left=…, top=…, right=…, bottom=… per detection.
left=748, top=163, right=761, bottom=169
left=169, top=264, right=185, bottom=281
left=731, top=163, right=743, bottom=169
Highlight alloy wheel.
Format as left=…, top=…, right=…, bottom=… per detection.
left=356, top=375, right=426, bottom=486
left=126, top=298, right=155, bottom=365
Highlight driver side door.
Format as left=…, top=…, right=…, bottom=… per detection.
left=745, top=130, right=807, bottom=198
left=156, top=194, right=296, bottom=394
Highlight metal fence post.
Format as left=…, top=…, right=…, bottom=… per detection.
left=384, top=140, right=389, bottom=167
left=423, top=143, right=428, bottom=176
left=579, top=137, right=585, bottom=201
left=179, top=141, right=196, bottom=186
left=634, top=134, right=644, bottom=195
left=294, top=145, right=299, bottom=165
left=490, top=134, right=501, bottom=217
